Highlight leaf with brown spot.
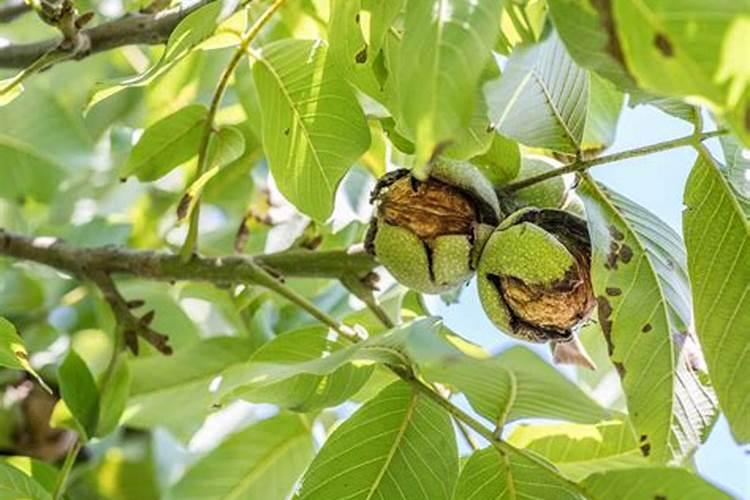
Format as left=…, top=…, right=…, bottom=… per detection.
left=579, top=175, right=717, bottom=463
left=619, top=244, right=633, bottom=263
left=354, top=45, right=368, bottom=64
left=0, top=318, right=50, bottom=391
left=609, top=225, right=625, bottom=241
left=547, top=0, right=635, bottom=89
left=612, top=0, right=750, bottom=145
left=653, top=33, right=673, bottom=57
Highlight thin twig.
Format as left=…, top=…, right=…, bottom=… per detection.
left=52, top=439, right=82, bottom=500
left=342, top=274, right=395, bottom=329
left=179, top=0, right=288, bottom=260
left=89, top=271, right=172, bottom=354
left=0, top=48, right=70, bottom=102
left=502, top=129, right=728, bottom=193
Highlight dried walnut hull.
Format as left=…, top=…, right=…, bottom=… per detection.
left=366, top=166, right=500, bottom=294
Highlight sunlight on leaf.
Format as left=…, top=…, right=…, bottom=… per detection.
left=683, top=149, right=750, bottom=443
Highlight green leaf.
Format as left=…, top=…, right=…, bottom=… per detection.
left=96, top=353, right=131, bottom=437
left=125, top=337, right=254, bottom=441
left=547, top=0, right=634, bottom=90
left=223, top=318, right=608, bottom=426
left=253, top=39, right=371, bottom=222
left=1, top=88, right=93, bottom=165
left=421, top=343, right=611, bottom=427
left=579, top=176, right=718, bottom=463
left=177, top=125, right=246, bottom=222
left=295, top=381, right=459, bottom=500
left=235, top=60, right=264, bottom=141
left=719, top=134, right=750, bottom=208
left=329, top=0, right=389, bottom=103
left=0, top=462, right=52, bottom=500
left=362, top=0, right=404, bottom=56
left=58, top=349, right=100, bottom=440
left=471, top=133, right=521, bottom=186
left=207, top=125, right=247, bottom=170
left=219, top=318, right=441, bottom=406
left=581, top=72, right=623, bottom=151
left=444, top=62, right=502, bottom=161
left=612, top=0, right=750, bottom=145
left=0, top=456, right=58, bottom=493
left=453, top=447, right=584, bottom=500
left=86, top=1, right=229, bottom=110
left=0, top=317, right=49, bottom=391
left=582, top=467, right=731, bottom=499
left=120, top=104, right=208, bottom=181
left=628, top=90, right=699, bottom=123
left=397, top=0, right=501, bottom=165
left=507, top=420, right=647, bottom=481
left=487, top=28, right=588, bottom=154
left=224, top=326, right=373, bottom=412
left=0, top=136, right=65, bottom=203
left=683, top=150, right=750, bottom=442
left=496, top=0, right=548, bottom=54
left=168, top=414, right=314, bottom=500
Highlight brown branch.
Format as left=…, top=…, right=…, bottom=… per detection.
left=0, top=0, right=30, bottom=22
left=0, top=229, right=377, bottom=283
left=89, top=271, right=172, bottom=355
left=0, top=228, right=377, bottom=354
left=0, top=0, right=215, bottom=69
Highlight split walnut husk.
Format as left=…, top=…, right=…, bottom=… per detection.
left=477, top=208, right=597, bottom=368
left=366, top=162, right=500, bottom=294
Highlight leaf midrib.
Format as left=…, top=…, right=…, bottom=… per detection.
left=254, top=47, right=334, bottom=197
left=222, top=426, right=309, bottom=500
left=364, top=389, right=419, bottom=500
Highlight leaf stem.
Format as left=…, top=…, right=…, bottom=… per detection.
left=52, top=439, right=82, bottom=500
left=502, top=129, right=728, bottom=193
left=0, top=47, right=68, bottom=100
left=455, top=416, right=481, bottom=451
left=179, top=0, right=288, bottom=261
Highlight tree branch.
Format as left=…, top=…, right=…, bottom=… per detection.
left=0, top=0, right=30, bottom=22
left=501, top=129, right=728, bottom=193
left=0, top=229, right=376, bottom=283
left=0, top=0, right=215, bottom=69
left=0, top=228, right=376, bottom=353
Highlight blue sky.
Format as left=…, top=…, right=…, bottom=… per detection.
left=436, top=104, right=750, bottom=498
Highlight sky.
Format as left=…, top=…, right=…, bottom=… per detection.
left=435, top=104, right=750, bottom=498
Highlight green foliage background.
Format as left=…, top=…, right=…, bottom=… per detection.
left=0, top=0, right=748, bottom=498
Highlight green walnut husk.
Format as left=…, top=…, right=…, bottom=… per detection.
left=367, top=161, right=500, bottom=294
left=477, top=208, right=595, bottom=345
left=511, top=156, right=568, bottom=209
